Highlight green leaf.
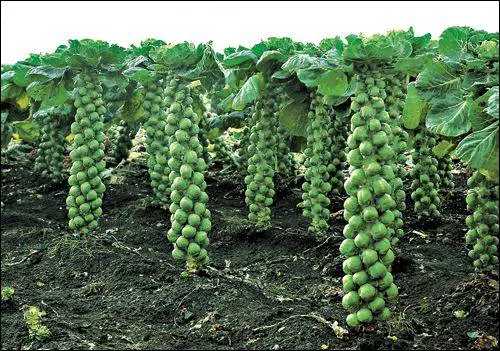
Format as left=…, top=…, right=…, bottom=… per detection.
left=426, top=95, right=472, bottom=137
left=26, top=81, right=69, bottom=108
left=486, top=86, right=499, bottom=118
left=433, top=140, right=455, bottom=157
left=395, top=54, right=435, bottom=76
left=282, top=54, right=317, bottom=72
left=1, top=71, right=15, bottom=81
left=266, top=37, right=296, bottom=55
left=206, top=111, right=246, bottom=135
left=256, top=51, right=287, bottom=73
left=1, top=83, right=24, bottom=103
left=402, top=83, right=427, bottom=129
left=415, top=60, right=462, bottom=104
left=319, top=37, right=344, bottom=53
left=316, top=70, right=348, bottom=96
left=469, top=90, right=496, bottom=131
left=476, top=40, right=499, bottom=60
left=65, top=39, right=127, bottom=70
left=11, top=64, right=31, bottom=87
left=115, top=86, right=144, bottom=122
left=462, top=72, right=498, bottom=90
left=232, top=73, right=264, bottom=110
left=217, top=93, right=235, bottom=112
left=12, top=120, right=39, bottom=142
left=251, top=42, right=268, bottom=57
left=123, top=67, right=156, bottom=83
left=223, top=50, right=257, bottom=68
left=279, top=98, right=309, bottom=137
left=296, top=68, right=323, bottom=87
left=456, top=121, right=498, bottom=179
left=271, top=70, right=291, bottom=80
left=438, top=26, right=474, bottom=62
left=28, top=66, right=67, bottom=80
left=149, top=42, right=204, bottom=69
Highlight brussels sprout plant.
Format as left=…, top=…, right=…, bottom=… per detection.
left=1, top=25, right=498, bottom=332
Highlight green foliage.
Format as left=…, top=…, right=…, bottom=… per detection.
left=412, top=27, right=499, bottom=179
left=456, top=87, right=499, bottom=180
left=278, top=94, right=309, bottom=137
left=23, top=305, right=50, bottom=340
left=66, top=73, right=107, bottom=235
left=281, top=46, right=352, bottom=101
left=341, top=65, right=399, bottom=328
left=165, top=84, right=211, bottom=272
left=232, top=73, right=265, bottom=110
left=465, top=172, right=499, bottom=270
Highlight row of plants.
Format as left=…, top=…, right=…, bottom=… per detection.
left=1, top=26, right=498, bottom=328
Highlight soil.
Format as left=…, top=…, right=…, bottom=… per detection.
left=1, top=153, right=498, bottom=350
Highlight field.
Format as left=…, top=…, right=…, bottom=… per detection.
left=2, top=153, right=498, bottom=350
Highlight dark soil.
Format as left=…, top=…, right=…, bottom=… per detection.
left=1, top=155, right=498, bottom=350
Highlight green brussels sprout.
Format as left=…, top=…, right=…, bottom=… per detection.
left=342, top=291, right=361, bottom=311
left=358, top=283, right=377, bottom=300
left=346, top=313, right=360, bottom=328
left=357, top=308, right=373, bottom=323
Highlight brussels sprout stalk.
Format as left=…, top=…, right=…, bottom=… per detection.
left=165, top=80, right=211, bottom=272
left=299, top=91, right=334, bottom=236
left=410, top=124, right=441, bottom=222
left=465, top=171, right=499, bottom=270
left=143, top=78, right=171, bottom=207
left=66, top=73, right=107, bottom=235
left=436, top=154, right=455, bottom=199
left=327, top=106, right=347, bottom=196
left=244, top=83, right=279, bottom=228
left=341, top=64, right=399, bottom=328
left=35, top=104, right=72, bottom=182
left=108, top=120, right=139, bottom=165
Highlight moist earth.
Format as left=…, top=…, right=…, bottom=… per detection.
left=1, top=153, right=498, bottom=350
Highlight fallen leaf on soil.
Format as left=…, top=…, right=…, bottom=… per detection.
left=453, top=310, right=467, bottom=318
left=332, top=321, right=348, bottom=339
left=413, top=230, right=428, bottom=238
left=487, top=279, right=499, bottom=290
left=473, top=333, right=498, bottom=349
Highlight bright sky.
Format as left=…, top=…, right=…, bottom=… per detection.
left=1, top=1, right=499, bottom=64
